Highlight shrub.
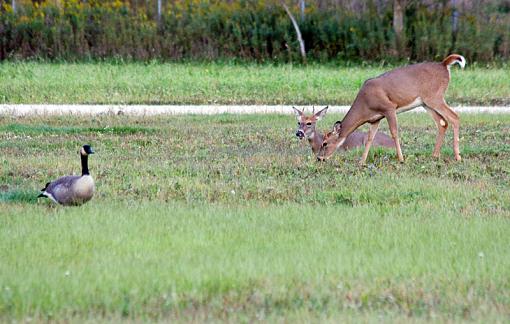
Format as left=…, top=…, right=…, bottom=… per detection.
left=0, top=0, right=508, bottom=62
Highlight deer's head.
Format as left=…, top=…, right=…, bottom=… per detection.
left=317, top=121, right=343, bottom=161
left=293, top=106, right=328, bottom=140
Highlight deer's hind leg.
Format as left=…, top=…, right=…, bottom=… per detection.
left=424, top=106, right=448, bottom=158
left=423, top=99, right=461, bottom=161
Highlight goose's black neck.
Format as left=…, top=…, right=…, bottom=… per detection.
left=81, top=154, right=90, bottom=175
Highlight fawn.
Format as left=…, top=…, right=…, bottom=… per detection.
left=294, top=106, right=394, bottom=156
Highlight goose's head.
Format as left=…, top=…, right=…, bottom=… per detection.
left=80, top=145, right=95, bottom=156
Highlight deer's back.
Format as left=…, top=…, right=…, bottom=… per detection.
left=362, top=63, right=450, bottom=107
left=341, top=131, right=394, bottom=150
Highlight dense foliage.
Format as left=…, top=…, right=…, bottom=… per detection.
left=0, top=0, right=509, bottom=62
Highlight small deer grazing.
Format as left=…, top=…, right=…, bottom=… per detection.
left=317, top=54, right=465, bottom=164
left=293, top=106, right=394, bottom=156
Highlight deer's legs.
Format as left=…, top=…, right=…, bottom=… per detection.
left=424, top=106, right=448, bottom=158
left=385, top=111, right=404, bottom=163
left=424, top=100, right=461, bottom=161
left=360, top=120, right=381, bottom=165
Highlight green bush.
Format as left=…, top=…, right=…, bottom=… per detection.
left=0, top=0, right=508, bottom=62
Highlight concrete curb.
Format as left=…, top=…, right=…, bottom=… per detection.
left=1, top=104, right=510, bottom=116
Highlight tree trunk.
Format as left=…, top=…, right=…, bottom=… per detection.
left=451, top=0, right=459, bottom=51
left=393, top=0, right=405, bottom=56
left=157, top=0, right=162, bottom=23
left=299, top=0, right=305, bottom=21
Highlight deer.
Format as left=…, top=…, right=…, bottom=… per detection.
left=317, top=54, right=465, bottom=164
left=293, top=106, right=394, bottom=156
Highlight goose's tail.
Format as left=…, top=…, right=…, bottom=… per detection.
left=37, top=182, right=50, bottom=198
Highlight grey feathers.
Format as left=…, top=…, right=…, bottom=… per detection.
left=40, top=175, right=95, bottom=206
left=38, top=145, right=95, bottom=206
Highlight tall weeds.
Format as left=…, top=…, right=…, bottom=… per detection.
left=0, top=0, right=508, bottom=62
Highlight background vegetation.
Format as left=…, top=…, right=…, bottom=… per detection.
left=1, top=0, right=509, bottom=62
left=1, top=61, right=509, bottom=105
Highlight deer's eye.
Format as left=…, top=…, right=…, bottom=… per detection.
left=322, top=142, right=328, bottom=147
left=297, top=122, right=300, bottom=126
left=306, top=122, right=312, bottom=126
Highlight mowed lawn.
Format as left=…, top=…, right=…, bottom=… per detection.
left=0, top=62, right=509, bottom=105
left=1, top=113, right=510, bottom=321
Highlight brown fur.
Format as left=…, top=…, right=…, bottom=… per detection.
left=293, top=107, right=394, bottom=156
left=318, top=54, right=465, bottom=164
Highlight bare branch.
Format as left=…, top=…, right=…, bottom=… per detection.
left=281, top=1, right=306, bottom=64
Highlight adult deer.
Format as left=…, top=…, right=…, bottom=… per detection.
left=293, top=106, right=394, bottom=155
left=317, top=54, right=465, bottom=164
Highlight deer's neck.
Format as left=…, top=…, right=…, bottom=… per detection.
left=338, top=103, right=368, bottom=142
left=308, top=131, right=324, bottom=155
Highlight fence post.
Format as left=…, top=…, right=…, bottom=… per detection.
left=11, top=0, right=16, bottom=13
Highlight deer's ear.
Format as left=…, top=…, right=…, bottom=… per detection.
left=314, top=106, right=328, bottom=120
left=292, top=106, right=303, bottom=120
left=333, top=121, right=342, bottom=133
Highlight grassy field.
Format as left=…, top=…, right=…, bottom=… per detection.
left=1, top=113, right=509, bottom=322
left=0, top=61, right=509, bottom=105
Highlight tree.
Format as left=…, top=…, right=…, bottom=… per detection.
left=299, top=0, right=305, bottom=21
left=393, top=0, right=406, bottom=56
left=157, top=0, right=162, bottom=23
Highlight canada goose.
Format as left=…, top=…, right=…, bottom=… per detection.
left=38, top=145, right=95, bottom=206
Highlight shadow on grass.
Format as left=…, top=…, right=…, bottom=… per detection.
left=0, top=124, right=156, bottom=135
left=0, top=189, right=39, bottom=204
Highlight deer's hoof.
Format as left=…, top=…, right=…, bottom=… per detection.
left=455, top=155, right=462, bottom=162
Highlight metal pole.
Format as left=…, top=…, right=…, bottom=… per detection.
left=12, top=0, right=16, bottom=13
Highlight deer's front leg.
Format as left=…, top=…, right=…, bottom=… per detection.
left=360, top=120, right=381, bottom=165
left=386, top=111, right=404, bottom=163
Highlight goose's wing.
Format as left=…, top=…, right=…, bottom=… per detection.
left=45, top=176, right=81, bottom=205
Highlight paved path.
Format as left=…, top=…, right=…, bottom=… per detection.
left=1, top=104, right=510, bottom=116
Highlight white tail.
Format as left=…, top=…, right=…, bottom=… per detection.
left=443, top=54, right=466, bottom=69
left=318, top=54, right=465, bottom=164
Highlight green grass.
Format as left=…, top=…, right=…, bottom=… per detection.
left=1, top=113, right=510, bottom=321
left=0, top=61, right=509, bottom=105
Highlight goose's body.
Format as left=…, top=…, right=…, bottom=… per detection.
left=40, top=175, right=95, bottom=206
left=38, top=145, right=95, bottom=206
